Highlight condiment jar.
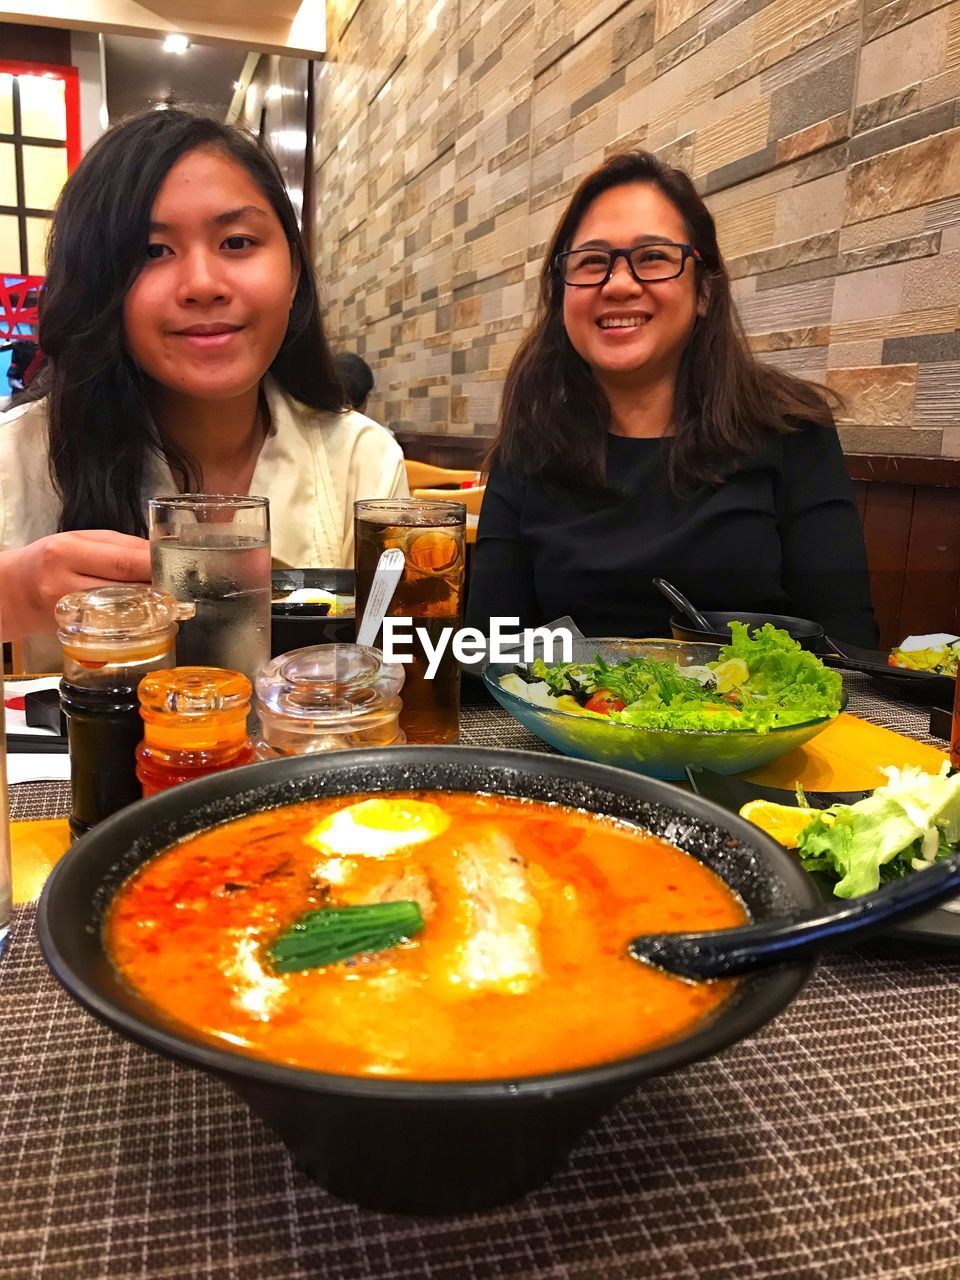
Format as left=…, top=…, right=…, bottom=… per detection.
left=136, top=667, right=255, bottom=796
left=255, top=644, right=405, bottom=758
left=56, top=586, right=194, bottom=839
left=950, top=674, right=960, bottom=770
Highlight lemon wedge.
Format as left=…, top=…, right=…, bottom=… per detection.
left=739, top=799, right=830, bottom=847
left=554, top=694, right=598, bottom=716
left=713, top=657, right=749, bottom=693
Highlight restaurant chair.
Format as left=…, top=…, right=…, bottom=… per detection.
left=413, top=485, right=486, bottom=516
left=403, top=460, right=479, bottom=490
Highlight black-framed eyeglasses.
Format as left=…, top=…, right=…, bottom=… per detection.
left=555, top=242, right=702, bottom=286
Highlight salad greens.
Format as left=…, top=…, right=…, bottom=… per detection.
left=797, top=763, right=960, bottom=898
left=499, top=623, right=843, bottom=734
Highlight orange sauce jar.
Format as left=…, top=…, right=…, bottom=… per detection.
left=136, top=667, right=254, bottom=796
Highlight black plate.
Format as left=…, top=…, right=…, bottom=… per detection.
left=822, top=639, right=956, bottom=705
left=686, top=766, right=960, bottom=947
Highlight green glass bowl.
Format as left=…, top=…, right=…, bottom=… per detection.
left=482, top=638, right=845, bottom=780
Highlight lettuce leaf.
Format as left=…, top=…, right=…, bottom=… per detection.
left=796, top=763, right=960, bottom=897
left=719, top=622, right=842, bottom=716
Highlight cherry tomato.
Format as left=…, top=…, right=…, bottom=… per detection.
left=584, top=690, right=625, bottom=716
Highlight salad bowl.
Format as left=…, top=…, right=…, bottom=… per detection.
left=483, top=637, right=845, bottom=781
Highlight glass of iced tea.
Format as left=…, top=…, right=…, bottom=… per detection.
left=149, top=495, right=271, bottom=688
left=354, top=498, right=466, bottom=744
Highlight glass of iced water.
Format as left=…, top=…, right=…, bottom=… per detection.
left=149, top=495, right=271, bottom=687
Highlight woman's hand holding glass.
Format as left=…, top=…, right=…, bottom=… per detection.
left=0, top=530, right=151, bottom=641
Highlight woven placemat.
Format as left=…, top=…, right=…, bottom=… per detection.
left=2, top=901, right=959, bottom=1280
left=9, top=779, right=71, bottom=821
left=839, top=673, right=944, bottom=747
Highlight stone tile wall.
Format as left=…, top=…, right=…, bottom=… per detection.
left=315, top=0, right=960, bottom=457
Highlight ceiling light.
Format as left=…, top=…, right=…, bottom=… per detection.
left=289, top=0, right=326, bottom=53
left=162, top=34, right=190, bottom=54
left=233, top=80, right=243, bottom=91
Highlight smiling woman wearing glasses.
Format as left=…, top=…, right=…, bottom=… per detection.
left=466, top=151, right=877, bottom=646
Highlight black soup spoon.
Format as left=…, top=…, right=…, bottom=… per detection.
left=652, top=578, right=713, bottom=633
left=631, top=851, right=960, bottom=979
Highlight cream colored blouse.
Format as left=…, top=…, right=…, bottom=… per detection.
left=0, top=378, right=408, bottom=668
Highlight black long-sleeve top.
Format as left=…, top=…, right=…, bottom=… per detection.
left=466, top=423, right=878, bottom=647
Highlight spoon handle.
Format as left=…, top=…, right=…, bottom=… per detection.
left=651, top=578, right=712, bottom=632
left=630, top=851, right=960, bottom=979
left=356, top=548, right=405, bottom=648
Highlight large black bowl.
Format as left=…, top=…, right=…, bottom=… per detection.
left=271, top=568, right=355, bottom=655
left=37, top=748, right=819, bottom=1214
left=670, top=609, right=824, bottom=650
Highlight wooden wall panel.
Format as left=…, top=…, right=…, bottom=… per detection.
left=851, top=479, right=867, bottom=525
left=850, top=458, right=960, bottom=647
left=394, top=432, right=487, bottom=470
left=860, top=485, right=913, bottom=650
left=898, top=488, right=960, bottom=642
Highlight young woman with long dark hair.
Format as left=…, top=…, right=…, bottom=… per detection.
left=0, top=107, right=405, bottom=667
left=466, top=151, right=877, bottom=646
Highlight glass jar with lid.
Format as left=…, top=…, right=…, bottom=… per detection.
left=255, top=644, right=405, bottom=758
left=57, top=584, right=194, bottom=684
left=56, top=585, right=194, bottom=837
left=136, top=667, right=255, bottom=795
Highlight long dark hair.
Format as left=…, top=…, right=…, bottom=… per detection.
left=40, top=107, right=343, bottom=535
left=492, top=151, right=836, bottom=495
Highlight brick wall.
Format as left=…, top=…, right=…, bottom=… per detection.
left=315, top=0, right=960, bottom=456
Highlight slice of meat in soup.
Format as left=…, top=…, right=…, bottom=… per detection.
left=347, top=865, right=436, bottom=919
left=450, top=829, right=543, bottom=994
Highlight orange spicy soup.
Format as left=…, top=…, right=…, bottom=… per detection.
left=105, top=792, right=747, bottom=1080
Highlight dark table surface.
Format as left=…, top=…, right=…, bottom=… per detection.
left=3, top=673, right=959, bottom=1280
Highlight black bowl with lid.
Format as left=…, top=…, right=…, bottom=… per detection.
left=670, top=609, right=824, bottom=651
left=271, top=569, right=355, bottom=654
left=37, top=747, right=819, bottom=1214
